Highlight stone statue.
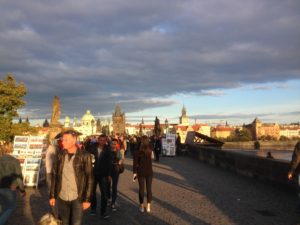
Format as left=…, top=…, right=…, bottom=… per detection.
left=154, top=116, right=161, bottom=137
left=50, top=96, right=61, bottom=126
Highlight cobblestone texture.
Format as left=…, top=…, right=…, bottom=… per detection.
left=7, top=155, right=300, bottom=225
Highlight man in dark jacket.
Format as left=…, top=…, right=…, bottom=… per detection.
left=87, top=134, right=112, bottom=219
left=0, top=152, right=26, bottom=224
left=288, top=140, right=300, bottom=210
left=49, top=130, right=93, bottom=225
left=153, top=135, right=162, bottom=161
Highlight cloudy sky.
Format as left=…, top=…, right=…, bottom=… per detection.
left=1, top=0, right=299, bottom=125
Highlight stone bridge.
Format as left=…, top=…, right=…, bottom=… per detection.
left=7, top=154, right=299, bottom=225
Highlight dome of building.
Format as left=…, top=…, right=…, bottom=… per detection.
left=81, top=110, right=95, bottom=123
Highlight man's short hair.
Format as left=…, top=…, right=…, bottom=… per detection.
left=98, top=134, right=107, bottom=139
left=62, top=130, right=81, bottom=137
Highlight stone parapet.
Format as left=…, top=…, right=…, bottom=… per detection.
left=187, top=144, right=298, bottom=191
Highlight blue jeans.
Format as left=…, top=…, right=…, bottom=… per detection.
left=111, top=170, right=120, bottom=205
left=0, top=188, right=17, bottom=225
left=57, top=197, right=82, bottom=225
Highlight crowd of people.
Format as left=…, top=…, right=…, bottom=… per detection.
left=2, top=129, right=300, bottom=225
left=44, top=131, right=160, bottom=225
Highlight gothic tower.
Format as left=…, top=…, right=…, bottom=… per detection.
left=179, top=105, right=189, bottom=126
left=112, top=104, right=126, bottom=135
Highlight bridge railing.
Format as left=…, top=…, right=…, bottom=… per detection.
left=186, top=143, right=298, bottom=192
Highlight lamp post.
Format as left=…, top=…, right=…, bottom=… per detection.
left=91, top=119, right=95, bottom=135
left=165, top=118, right=169, bottom=134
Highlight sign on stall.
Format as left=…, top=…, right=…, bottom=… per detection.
left=162, top=133, right=176, bottom=156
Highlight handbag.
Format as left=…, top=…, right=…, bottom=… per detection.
left=118, top=163, right=125, bottom=174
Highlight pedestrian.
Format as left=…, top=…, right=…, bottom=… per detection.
left=0, top=152, right=26, bottom=225
left=266, top=152, right=274, bottom=159
left=109, top=139, right=123, bottom=211
left=288, top=140, right=300, bottom=211
left=119, top=135, right=127, bottom=160
left=129, top=136, right=137, bottom=157
left=153, top=135, right=162, bottom=161
left=176, top=133, right=181, bottom=155
left=45, top=139, right=58, bottom=192
left=87, top=134, right=112, bottom=219
left=133, top=135, right=153, bottom=213
left=49, top=130, right=93, bottom=225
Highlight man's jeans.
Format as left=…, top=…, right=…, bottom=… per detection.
left=111, top=170, right=120, bottom=205
left=0, top=188, right=16, bottom=225
left=57, top=197, right=82, bottom=225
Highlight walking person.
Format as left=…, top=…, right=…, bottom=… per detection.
left=119, top=135, right=127, bottom=160
left=87, top=134, right=112, bottom=219
left=288, top=140, right=300, bottom=211
left=109, top=139, right=123, bottom=211
left=45, top=139, right=59, bottom=192
left=0, top=152, right=26, bottom=225
left=49, top=130, right=93, bottom=225
left=153, top=135, right=162, bottom=161
left=133, top=136, right=153, bottom=213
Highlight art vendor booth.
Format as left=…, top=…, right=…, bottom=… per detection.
left=12, top=136, right=47, bottom=188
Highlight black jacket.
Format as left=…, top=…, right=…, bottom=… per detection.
left=133, top=149, right=153, bottom=177
left=88, top=144, right=112, bottom=177
left=50, top=149, right=93, bottom=202
left=289, top=141, right=300, bottom=176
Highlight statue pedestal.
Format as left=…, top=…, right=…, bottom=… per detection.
left=49, top=126, right=62, bottom=140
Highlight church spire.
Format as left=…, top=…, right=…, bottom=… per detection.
left=182, top=105, right=187, bottom=116
left=115, top=104, right=121, bottom=116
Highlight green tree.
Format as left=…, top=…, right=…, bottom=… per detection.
left=11, top=122, right=38, bottom=137
left=235, top=128, right=252, bottom=141
left=0, top=74, right=27, bottom=142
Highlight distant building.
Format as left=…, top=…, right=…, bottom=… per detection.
left=244, top=118, right=280, bottom=140
left=176, top=106, right=210, bottom=143
left=64, top=110, right=97, bottom=140
left=211, top=126, right=235, bottom=139
left=64, top=116, right=70, bottom=128
left=279, top=125, right=300, bottom=138
left=42, top=119, right=50, bottom=127
left=112, top=104, right=126, bottom=135
left=179, top=105, right=189, bottom=126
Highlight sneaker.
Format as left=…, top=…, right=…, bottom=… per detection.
left=111, top=204, right=117, bottom=212
left=146, top=203, right=151, bottom=213
left=101, top=213, right=110, bottom=220
left=139, top=204, right=144, bottom=213
left=90, top=209, right=96, bottom=216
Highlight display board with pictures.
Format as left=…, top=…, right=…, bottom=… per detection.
left=162, top=133, right=176, bottom=156
left=12, top=136, right=47, bottom=187
left=23, top=158, right=41, bottom=186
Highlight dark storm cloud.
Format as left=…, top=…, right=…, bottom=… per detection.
left=0, top=0, right=300, bottom=118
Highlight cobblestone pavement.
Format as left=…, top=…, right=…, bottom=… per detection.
left=7, top=155, right=300, bottom=225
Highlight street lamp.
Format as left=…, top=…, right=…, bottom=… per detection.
left=91, top=119, right=95, bottom=135
left=165, top=118, right=169, bottom=134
